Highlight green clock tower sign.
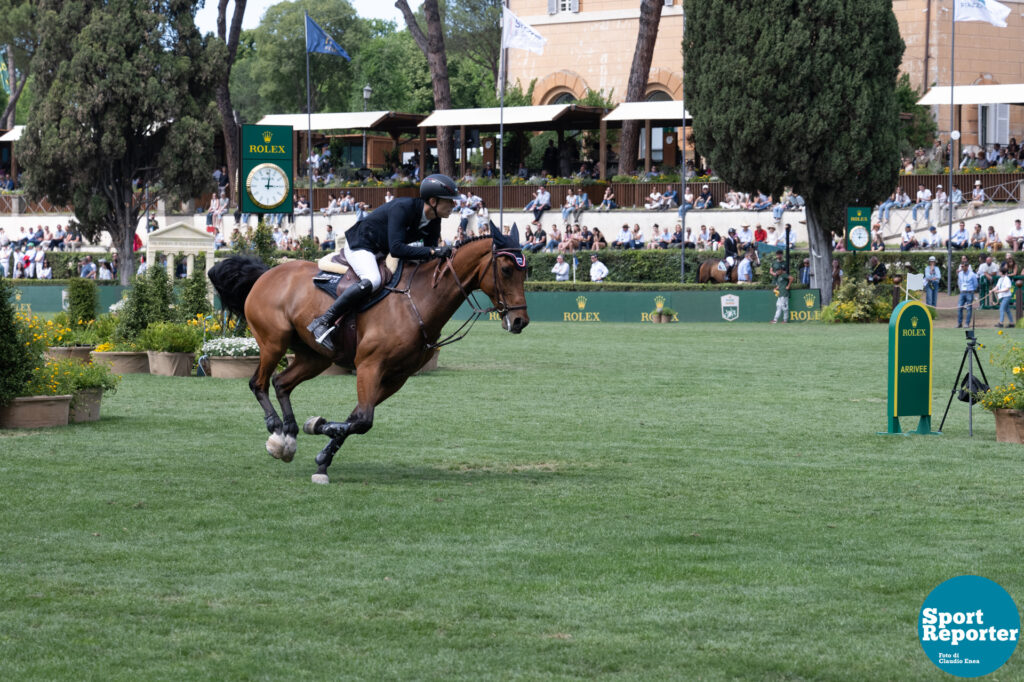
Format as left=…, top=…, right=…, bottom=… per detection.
left=885, top=300, right=938, bottom=435
left=240, top=124, right=293, bottom=214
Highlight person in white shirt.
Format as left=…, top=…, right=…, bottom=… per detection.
left=589, top=254, right=609, bottom=282
left=0, top=243, right=10, bottom=277
left=912, top=184, right=932, bottom=224
left=899, top=224, right=918, bottom=251
left=920, top=226, right=941, bottom=249
left=966, top=181, right=985, bottom=217
left=37, top=259, right=52, bottom=280
left=1006, top=219, right=1024, bottom=251
left=612, top=225, right=631, bottom=249
left=532, top=187, right=551, bottom=221
left=644, top=189, right=662, bottom=210
left=737, top=251, right=754, bottom=283
left=697, top=225, right=711, bottom=249
left=764, top=225, right=779, bottom=246
left=737, top=224, right=754, bottom=249
left=551, top=254, right=570, bottom=281
left=23, top=244, right=36, bottom=278
left=384, top=189, right=394, bottom=203
left=994, top=265, right=1015, bottom=327
left=932, top=185, right=948, bottom=222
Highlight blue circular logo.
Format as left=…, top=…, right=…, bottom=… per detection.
left=919, top=575, right=1020, bottom=677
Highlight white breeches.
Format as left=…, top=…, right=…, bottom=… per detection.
left=343, top=243, right=382, bottom=290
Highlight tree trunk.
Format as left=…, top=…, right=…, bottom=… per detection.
left=396, top=0, right=454, bottom=177
left=1, top=51, right=28, bottom=130
left=215, top=1, right=247, bottom=205
left=618, top=0, right=663, bottom=176
left=805, top=203, right=835, bottom=306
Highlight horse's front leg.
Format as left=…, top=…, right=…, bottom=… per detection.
left=249, top=357, right=285, bottom=457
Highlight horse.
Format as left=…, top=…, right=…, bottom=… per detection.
left=697, top=247, right=761, bottom=283
left=208, top=223, right=530, bottom=485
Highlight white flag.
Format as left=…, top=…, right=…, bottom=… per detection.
left=954, top=0, right=1011, bottom=28
left=502, top=7, right=547, bottom=54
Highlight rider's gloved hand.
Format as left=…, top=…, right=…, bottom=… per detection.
left=433, top=246, right=452, bottom=260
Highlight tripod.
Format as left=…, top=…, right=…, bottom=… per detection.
left=939, top=329, right=989, bottom=436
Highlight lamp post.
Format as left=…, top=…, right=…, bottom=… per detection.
left=362, top=84, right=372, bottom=169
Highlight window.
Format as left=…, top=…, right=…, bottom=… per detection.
left=548, top=0, right=579, bottom=14
left=640, top=91, right=674, bottom=163
left=979, top=103, right=1009, bottom=146
left=550, top=92, right=576, bottom=105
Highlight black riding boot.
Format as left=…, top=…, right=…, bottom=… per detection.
left=307, top=279, right=374, bottom=351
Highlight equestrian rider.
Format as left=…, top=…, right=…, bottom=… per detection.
left=307, top=173, right=460, bottom=351
left=722, top=227, right=739, bottom=280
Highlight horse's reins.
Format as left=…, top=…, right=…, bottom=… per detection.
left=387, top=241, right=526, bottom=350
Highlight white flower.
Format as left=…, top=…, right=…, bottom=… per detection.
left=201, top=337, right=260, bottom=357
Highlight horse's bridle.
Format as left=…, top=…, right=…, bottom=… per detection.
left=390, top=243, right=527, bottom=350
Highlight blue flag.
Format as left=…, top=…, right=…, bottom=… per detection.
left=305, top=14, right=350, bottom=60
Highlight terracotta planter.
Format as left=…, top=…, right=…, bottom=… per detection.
left=70, top=388, right=103, bottom=423
left=0, top=394, right=72, bottom=428
left=91, top=351, right=150, bottom=374
left=208, top=355, right=261, bottom=378
left=45, top=346, right=96, bottom=363
left=994, top=409, right=1024, bottom=443
left=147, top=351, right=194, bottom=377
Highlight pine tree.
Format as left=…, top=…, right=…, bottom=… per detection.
left=0, top=279, right=34, bottom=406
left=684, top=0, right=904, bottom=304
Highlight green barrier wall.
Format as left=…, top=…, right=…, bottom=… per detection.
left=8, top=284, right=127, bottom=315
left=455, top=289, right=821, bottom=323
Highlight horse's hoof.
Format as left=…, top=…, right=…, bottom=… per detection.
left=281, top=435, right=297, bottom=463
left=303, top=416, right=325, bottom=436
left=266, top=432, right=286, bottom=460
left=311, top=473, right=330, bottom=485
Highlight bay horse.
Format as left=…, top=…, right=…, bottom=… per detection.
left=208, top=223, right=529, bottom=484
left=697, top=247, right=761, bottom=283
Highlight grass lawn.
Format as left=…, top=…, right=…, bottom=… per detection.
left=1, top=321, right=1021, bottom=681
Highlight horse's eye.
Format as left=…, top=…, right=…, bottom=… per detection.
left=501, top=266, right=513, bottom=277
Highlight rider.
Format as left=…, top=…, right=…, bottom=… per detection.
left=722, top=227, right=740, bottom=280
left=306, top=173, right=460, bottom=351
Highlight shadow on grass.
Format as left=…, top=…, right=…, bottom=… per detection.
left=323, top=460, right=597, bottom=486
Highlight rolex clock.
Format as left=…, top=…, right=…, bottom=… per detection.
left=246, top=163, right=290, bottom=210
left=239, top=124, right=294, bottom=214
left=848, top=224, right=870, bottom=250
left=845, top=206, right=871, bottom=251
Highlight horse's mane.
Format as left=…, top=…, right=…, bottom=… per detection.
left=453, top=234, right=494, bottom=249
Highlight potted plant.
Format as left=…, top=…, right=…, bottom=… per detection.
left=42, top=313, right=100, bottom=362
left=65, top=359, right=121, bottom=423
left=138, top=321, right=201, bottom=377
left=201, top=336, right=261, bottom=378
left=649, top=305, right=676, bottom=323
left=976, top=337, right=1024, bottom=443
left=91, top=340, right=150, bottom=374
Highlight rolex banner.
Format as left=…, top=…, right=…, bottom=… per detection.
left=0, top=50, right=9, bottom=96
left=239, top=124, right=294, bottom=215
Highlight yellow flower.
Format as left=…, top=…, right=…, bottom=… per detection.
left=1014, top=367, right=1021, bottom=375
left=998, top=330, right=1004, bottom=335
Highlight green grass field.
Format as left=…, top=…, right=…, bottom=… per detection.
left=1, top=322, right=1021, bottom=681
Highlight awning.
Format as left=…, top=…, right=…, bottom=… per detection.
left=0, top=125, right=24, bottom=142
left=419, top=104, right=609, bottom=132
left=256, top=111, right=426, bottom=134
left=603, top=101, right=691, bottom=125
left=917, top=84, right=1024, bottom=106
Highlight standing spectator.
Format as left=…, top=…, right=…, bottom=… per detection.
left=97, top=259, right=114, bottom=280
left=831, top=258, right=843, bottom=296
left=38, top=258, right=52, bottom=280
left=770, top=251, right=791, bottom=324
left=932, top=184, right=948, bottom=223
left=994, top=265, right=1015, bottom=328
left=80, top=256, right=97, bottom=279
left=0, top=241, right=10, bottom=277
left=737, top=251, right=754, bottom=284
left=924, top=256, right=941, bottom=308
left=551, top=254, right=570, bottom=281
left=589, top=253, right=608, bottom=282
left=957, top=260, right=978, bottom=328
left=799, top=258, right=812, bottom=285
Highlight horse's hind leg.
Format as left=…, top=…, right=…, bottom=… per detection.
left=249, top=350, right=290, bottom=460
left=271, top=346, right=331, bottom=462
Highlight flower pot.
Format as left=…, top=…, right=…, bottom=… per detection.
left=0, top=394, right=72, bottom=428
left=70, top=388, right=103, bottom=423
left=91, top=351, right=150, bottom=374
left=994, top=408, right=1024, bottom=443
left=209, top=355, right=262, bottom=378
left=45, top=345, right=96, bottom=363
left=147, top=351, right=194, bottom=377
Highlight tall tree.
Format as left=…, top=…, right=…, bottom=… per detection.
left=618, top=0, right=663, bottom=175
left=396, top=0, right=455, bottom=176
left=684, top=0, right=903, bottom=305
left=19, top=0, right=216, bottom=284
left=206, top=0, right=247, bottom=204
left=0, top=0, right=40, bottom=128
left=444, top=0, right=501, bottom=86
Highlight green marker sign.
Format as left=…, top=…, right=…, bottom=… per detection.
left=846, top=206, right=871, bottom=251
left=885, top=300, right=936, bottom=434
left=240, top=124, right=293, bottom=215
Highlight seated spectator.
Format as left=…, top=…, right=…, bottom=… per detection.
left=977, top=254, right=1000, bottom=288
left=920, top=225, right=941, bottom=249
left=694, top=184, right=713, bottom=209
left=708, top=227, right=722, bottom=249
left=1006, top=219, right=1024, bottom=251
left=661, top=188, right=678, bottom=208
left=524, top=224, right=546, bottom=253
left=877, top=187, right=898, bottom=224
left=482, top=162, right=494, bottom=179
left=80, top=255, right=97, bottom=279
left=899, top=224, right=918, bottom=251
left=612, top=224, right=631, bottom=249
left=966, top=180, right=985, bottom=217
left=562, top=189, right=579, bottom=223
left=985, top=225, right=1002, bottom=252
left=577, top=225, right=593, bottom=250
left=646, top=226, right=662, bottom=249
left=339, top=192, right=355, bottom=212
left=696, top=225, right=711, bottom=249
left=678, top=186, right=694, bottom=216
left=322, top=225, right=336, bottom=251
left=754, top=224, right=767, bottom=243
left=293, top=193, right=310, bottom=215
left=591, top=228, right=607, bottom=250
left=764, top=225, right=779, bottom=246
left=737, top=224, right=754, bottom=249
left=532, top=186, right=551, bottom=222
left=36, top=258, right=51, bottom=280
left=597, top=186, right=616, bottom=211
left=320, top=194, right=341, bottom=217
left=721, top=189, right=741, bottom=210
left=1002, top=251, right=1019, bottom=276
left=947, top=221, right=969, bottom=250
left=629, top=224, right=645, bottom=250
left=516, top=163, right=529, bottom=179
left=871, top=226, right=885, bottom=251
left=752, top=191, right=771, bottom=211
left=545, top=225, right=562, bottom=252
left=644, top=188, right=662, bottom=210
left=969, top=224, right=986, bottom=249
left=866, top=256, right=886, bottom=284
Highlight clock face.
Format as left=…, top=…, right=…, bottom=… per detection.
left=246, top=163, right=289, bottom=210
left=849, top=225, right=870, bottom=249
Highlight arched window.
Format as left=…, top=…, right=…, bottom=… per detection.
left=549, top=92, right=577, bottom=105
left=646, top=90, right=672, bottom=102
left=640, top=90, right=674, bottom=164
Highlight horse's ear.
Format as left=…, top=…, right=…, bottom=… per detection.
left=509, top=222, right=520, bottom=246
left=489, top=220, right=501, bottom=243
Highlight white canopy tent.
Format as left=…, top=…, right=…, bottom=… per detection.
left=0, top=125, right=24, bottom=142
left=603, top=101, right=691, bottom=123
left=258, top=112, right=397, bottom=130
left=917, top=84, right=1024, bottom=106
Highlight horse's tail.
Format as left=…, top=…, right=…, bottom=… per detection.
left=208, top=255, right=269, bottom=318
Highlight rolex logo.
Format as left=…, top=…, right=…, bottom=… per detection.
left=262, top=130, right=273, bottom=143
left=803, top=293, right=815, bottom=308
left=14, top=290, right=21, bottom=301
left=654, top=295, right=665, bottom=311
left=576, top=295, right=587, bottom=310
left=912, top=316, right=919, bottom=328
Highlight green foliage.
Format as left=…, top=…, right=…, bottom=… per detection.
left=821, top=280, right=892, bottom=322
left=178, top=268, right=213, bottom=322
left=18, top=0, right=215, bottom=283
left=67, top=277, right=97, bottom=324
left=115, top=266, right=175, bottom=341
left=0, top=278, right=35, bottom=405
left=137, top=321, right=202, bottom=354
left=20, top=357, right=120, bottom=399
left=684, top=0, right=904, bottom=234
left=895, top=73, right=937, bottom=154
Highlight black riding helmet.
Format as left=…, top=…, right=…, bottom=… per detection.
left=420, top=173, right=460, bottom=201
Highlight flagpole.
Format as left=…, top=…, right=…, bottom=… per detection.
left=679, top=7, right=686, bottom=283
left=305, top=12, right=315, bottom=241
left=498, top=1, right=508, bottom=237
left=946, top=5, right=955, bottom=296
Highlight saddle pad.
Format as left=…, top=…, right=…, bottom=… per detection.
left=313, top=273, right=345, bottom=298
left=317, top=252, right=348, bottom=275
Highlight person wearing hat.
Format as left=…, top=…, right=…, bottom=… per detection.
left=695, top=184, right=713, bottom=209
left=737, top=223, right=754, bottom=249
left=920, top=225, right=941, bottom=249
left=589, top=253, right=609, bottom=282
left=899, top=224, right=918, bottom=252
left=924, top=256, right=941, bottom=307
left=306, top=174, right=459, bottom=351
left=932, top=183, right=948, bottom=222
left=770, top=250, right=791, bottom=324
left=967, top=180, right=985, bottom=217
left=722, top=227, right=740, bottom=279
left=764, top=224, right=779, bottom=247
